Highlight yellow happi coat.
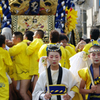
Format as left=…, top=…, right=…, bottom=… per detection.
left=9, top=42, right=31, bottom=80
left=26, top=38, right=44, bottom=76
left=0, top=47, right=12, bottom=100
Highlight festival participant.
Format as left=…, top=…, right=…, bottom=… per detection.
left=59, top=34, right=76, bottom=55
left=26, top=30, right=44, bottom=92
left=0, top=35, right=13, bottom=100
left=83, top=28, right=100, bottom=53
left=69, top=28, right=100, bottom=81
left=32, top=45, right=83, bottom=100
left=78, top=45, right=100, bottom=100
left=59, top=34, right=76, bottom=69
left=8, top=32, right=31, bottom=100
left=38, top=30, right=71, bottom=69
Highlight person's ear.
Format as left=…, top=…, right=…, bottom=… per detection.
left=17, top=37, right=21, bottom=42
left=2, top=43, right=5, bottom=48
left=90, top=35, right=91, bottom=39
left=37, top=34, right=40, bottom=38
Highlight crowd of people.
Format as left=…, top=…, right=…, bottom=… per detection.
left=0, top=28, right=100, bottom=100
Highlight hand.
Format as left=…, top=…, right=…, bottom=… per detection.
left=91, top=85, right=97, bottom=93
left=44, top=93, right=51, bottom=99
left=63, top=93, right=71, bottom=100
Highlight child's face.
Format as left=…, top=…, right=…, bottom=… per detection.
left=47, top=52, right=61, bottom=67
left=89, top=49, right=100, bottom=64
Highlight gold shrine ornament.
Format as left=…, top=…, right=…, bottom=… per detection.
left=0, top=6, right=3, bottom=18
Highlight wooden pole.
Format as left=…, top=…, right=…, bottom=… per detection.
left=43, top=57, right=50, bottom=93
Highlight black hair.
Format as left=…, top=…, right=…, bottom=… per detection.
left=59, top=34, right=69, bottom=43
left=36, top=30, right=44, bottom=39
left=13, top=32, right=23, bottom=41
left=90, top=28, right=100, bottom=40
left=84, top=39, right=90, bottom=44
left=49, top=30, right=59, bottom=43
left=24, top=31, right=34, bottom=41
left=0, top=35, right=5, bottom=47
left=47, top=46, right=62, bottom=57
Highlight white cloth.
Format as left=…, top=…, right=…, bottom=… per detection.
left=69, top=51, right=91, bottom=83
left=16, top=80, right=20, bottom=90
left=1, top=27, right=12, bottom=40
left=32, top=67, right=79, bottom=100
left=39, top=56, right=50, bottom=75
left=5, top=45, right=10, bottom=50
left=6, top=73, right=12, bottom=84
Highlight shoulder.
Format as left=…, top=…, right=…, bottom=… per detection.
left=78, top=67, right=88, bottom=81
left=2, top=49, right=9, bottom=56
left=32, top=38, right=43, bottom=43
left=62, top=67, right=70, bottom=74
left=19, top=42, right=27, bottom=47
left=40, top=44, right=47, bottom=49
left=2, top=49, right=8, bottom=53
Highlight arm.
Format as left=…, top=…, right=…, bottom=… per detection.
left=4, top=51, right=13, bottom=66
left=79, top=79, right=97, bottom=95
left=75, top=40, right=86, bottom=53
left=8, top=43, right=22, bottom=56
left=26, top=39, right=39, bottom=56
left=67, top=70, right=79, bottom=99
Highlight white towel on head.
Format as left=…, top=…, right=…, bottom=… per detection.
left=1, top=27, right=12, bottom=40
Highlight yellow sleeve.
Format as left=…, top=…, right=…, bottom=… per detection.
left=71, top=86, right=83, bottom=100
left=4, top=51, right=13, bottom=77
left=4, top=51, right=13, bottom=66
left=78, top=68, right=88, bottom=81
left=69, top=44, right=75, bottom=50
left=38, top=44, right=47, bottom=59
left=82, top=43, right=92, bottom=54
left=26, top=39, right=41, bottom=55
left=9, top=43, right=23, bottom=56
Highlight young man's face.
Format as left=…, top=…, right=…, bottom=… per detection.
left=60, top=39, right=67, bottom=48
left=89, top=48, right=100, bottom=64
left=47, top=52, right=61, bottom=67
left=33, top=31, right=38, bottom=39
left=12, top=34, right=18, bottom=45
left=23, top=34, right=27, bottom=40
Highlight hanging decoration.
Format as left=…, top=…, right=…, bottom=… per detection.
left=65, top=7, right=78, bottom=35
left=55, top=0, right=75, bottom=33
left=0, top=5, right=3, bottom=18
left=1, top=0, right=12, bottom=28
